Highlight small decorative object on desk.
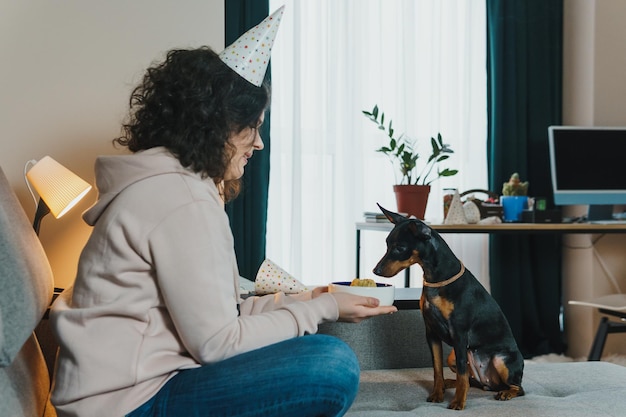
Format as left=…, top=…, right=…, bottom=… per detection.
left=502, top=172, right=529, bottom=196
left=442, top=188, right=456, bottom=219
left=501, top=173, right=529, bottom=222
left=444, top=189, right=486, bottom=224
left=462, top=200, right=481, bottom=224
left=254, top=259, right=309, bottom=295
left=460, top=189, right=503, bottom=220
left=444, top=189, right=468, bottom=225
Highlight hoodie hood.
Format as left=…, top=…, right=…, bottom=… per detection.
left=83, top=147, right=201, bottom=225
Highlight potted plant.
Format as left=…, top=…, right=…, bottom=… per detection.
left=362, top=104, right=458, bottom=219
left=501, top=172, right=529, bottom=222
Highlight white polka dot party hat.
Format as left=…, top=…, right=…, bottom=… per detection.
left=219, top=5, right=285, bottom=87
left=255, top=258, right=309, bottom=295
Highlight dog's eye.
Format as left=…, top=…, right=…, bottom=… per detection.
left=393, top=244, right=408, bottom=255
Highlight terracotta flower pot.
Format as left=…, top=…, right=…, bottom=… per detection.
left=393, top=185, right=431, bottom=219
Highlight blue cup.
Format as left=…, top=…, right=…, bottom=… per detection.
left=501, top=196, right=528, bottom=222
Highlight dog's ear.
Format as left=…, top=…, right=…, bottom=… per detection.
left=377, top=203, right=408, bottom=224
left=408, top=220, right=432, bottom=240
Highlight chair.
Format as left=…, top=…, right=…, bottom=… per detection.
left=0, top=166, right=57, bottom=417
left=569, top=294, right=626, bottom=361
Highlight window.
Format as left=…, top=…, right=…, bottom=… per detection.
left=267, top=0, right=489, bottom=289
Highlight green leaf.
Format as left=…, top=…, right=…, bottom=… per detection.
left=361, top=104, right=457, bottom=186
left=440, top=169, right=459, bottom=176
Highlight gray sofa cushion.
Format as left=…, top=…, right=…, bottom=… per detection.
left=347, top=361, right=626, bottom=416
left=0, top=167, right=53, bottom=366
left=319, top=309, right=451, bottom=370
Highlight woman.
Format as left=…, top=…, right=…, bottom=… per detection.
left=50, top=46, right=397, bottom=417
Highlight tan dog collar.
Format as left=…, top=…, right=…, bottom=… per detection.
left=423, top=262, right=465, bottom=288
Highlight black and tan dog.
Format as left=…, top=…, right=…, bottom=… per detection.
left=373, top=205, right=524, bottom=410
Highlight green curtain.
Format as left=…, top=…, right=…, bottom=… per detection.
left=486, top=0, right=565, bottom=357
left=224, top=0, right=271, bottom=280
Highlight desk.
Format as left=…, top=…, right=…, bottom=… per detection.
left=356, top=221, right=626, bottom=285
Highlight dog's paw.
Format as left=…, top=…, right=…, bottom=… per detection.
left=495, top=386, right=523, bottom=401
left=427, top=391, right=445, bottom=403
left=495, top=390, right=513, bottom=401
left=447, top=399, right=466, bottom=410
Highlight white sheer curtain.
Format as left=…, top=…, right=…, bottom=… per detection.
left=267, top=0, right=489, bottom=289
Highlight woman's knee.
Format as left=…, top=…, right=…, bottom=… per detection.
left=303, top=334, right=360, bottom=384
left=317, top=334, right=358, bottom=364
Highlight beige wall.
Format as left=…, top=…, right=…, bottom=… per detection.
left=0, top=0, right=224, bottom=288
left=563, top=0, right=626, bottom=358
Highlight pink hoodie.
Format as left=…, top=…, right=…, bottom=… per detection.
left=50, top=147, right=339, bottom=417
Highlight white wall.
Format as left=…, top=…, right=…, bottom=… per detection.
left=563, top=0, right=626, bottom=358
left=0, top=0, right=224, bottom=288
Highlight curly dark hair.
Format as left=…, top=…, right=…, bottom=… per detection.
left=114, top=46, right=270, bottom=201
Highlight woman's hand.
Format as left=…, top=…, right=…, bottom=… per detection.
left=312, top=286, right=398, bottom=323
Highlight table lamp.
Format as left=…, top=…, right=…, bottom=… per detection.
left=25, top=156, right=92, bottom=235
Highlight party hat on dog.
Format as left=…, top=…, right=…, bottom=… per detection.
left=219, top=5, right=285, bottom=87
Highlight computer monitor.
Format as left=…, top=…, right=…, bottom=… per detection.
left=548, top=125, right=626, bottom=221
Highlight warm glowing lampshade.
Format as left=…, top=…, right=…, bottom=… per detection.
left=25, top=156, right=92, bottom=234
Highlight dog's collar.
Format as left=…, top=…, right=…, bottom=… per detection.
left=423, top=262, right=465, bottom=288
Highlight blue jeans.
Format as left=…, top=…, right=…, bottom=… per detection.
left=126, top=334, right=360, bottom=417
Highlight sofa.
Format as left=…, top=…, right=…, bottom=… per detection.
left=3, top=163, right=626, bottom=417
left=319, top=302, right=626, bottom=416
left=0, top=166, right=57, bottom=417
